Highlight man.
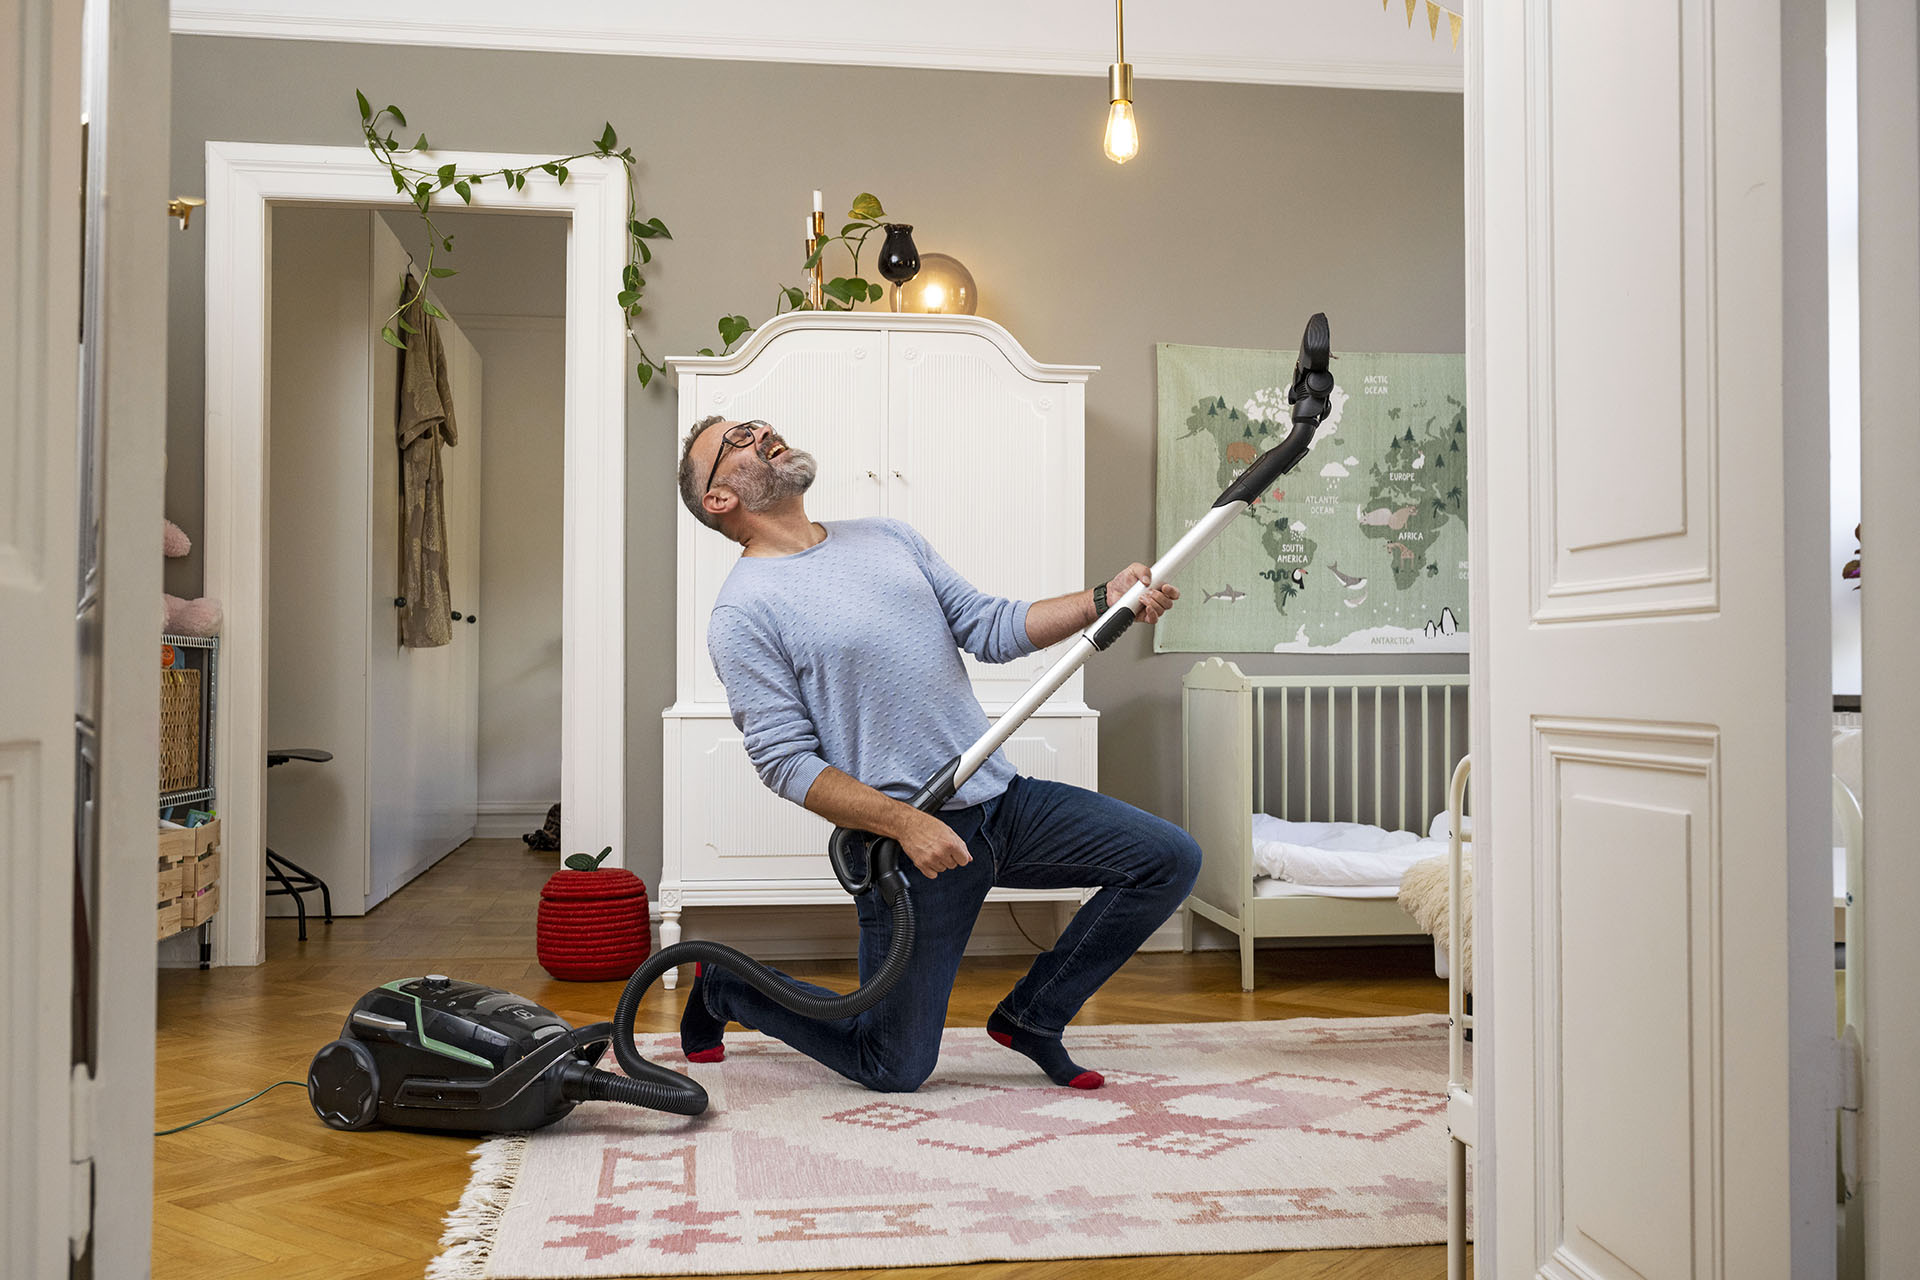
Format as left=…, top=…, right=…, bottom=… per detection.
left=674, top=414, right=1199, bottom=1092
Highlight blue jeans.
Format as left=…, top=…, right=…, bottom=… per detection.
left=695, top=774, right=1202, bottom=1092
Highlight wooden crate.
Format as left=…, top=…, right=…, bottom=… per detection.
left=188, top=818, right=222, bottom=891
left=159, top=667, right=203, bottom=793
left=158, top=827, right=194, bottom=938
left=157, top=857, right=185, bottom=903
left=185, top=881, right=220, bottom=928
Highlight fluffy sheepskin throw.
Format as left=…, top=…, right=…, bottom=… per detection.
left=1398, top=854, right=1473, bottom=993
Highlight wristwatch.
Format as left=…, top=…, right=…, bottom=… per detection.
left=1092, top=582, right=1109, bottom=616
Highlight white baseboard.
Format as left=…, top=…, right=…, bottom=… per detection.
left=475, top=802, right=553, bottom=840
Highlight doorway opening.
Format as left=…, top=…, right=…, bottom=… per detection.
left=199, top=142, right=630, bottom=967
left=253, top=206, right=569, bottom=949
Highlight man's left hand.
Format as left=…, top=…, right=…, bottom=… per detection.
left=1106, top=563, right=1179, bottom=624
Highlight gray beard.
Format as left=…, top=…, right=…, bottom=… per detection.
left=730, top=448, right=818, bottom=511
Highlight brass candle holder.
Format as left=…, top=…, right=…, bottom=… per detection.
left=809, top=209, right=826, bottom=309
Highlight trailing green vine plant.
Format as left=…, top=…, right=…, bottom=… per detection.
left=356, top=91, right=898, bottom=388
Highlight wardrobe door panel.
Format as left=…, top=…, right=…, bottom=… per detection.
left=884, top=331, right=1081, bottom=704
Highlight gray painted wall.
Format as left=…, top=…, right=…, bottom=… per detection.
left=168, top=36, right=1465, bottom=893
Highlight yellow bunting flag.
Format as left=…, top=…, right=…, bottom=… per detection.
left=1405, top=0, right=1417, bottom=26
left=1427, top=0, right=1441, bottom=37
left=1449, top=11, right=1462, bottom=47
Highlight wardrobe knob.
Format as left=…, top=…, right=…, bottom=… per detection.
left=394, top=597, right=406, bottom=608
left=466, top=615, right=477, bottom=624
left=866, top=470, right=878, bottom=479
left=450, top=610, right=462, bottom=621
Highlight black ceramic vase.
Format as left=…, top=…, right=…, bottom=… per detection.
left=876, top=224, right=920, bottom=310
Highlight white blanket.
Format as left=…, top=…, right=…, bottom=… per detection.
left=1250, top=814, right=1450, bottom=889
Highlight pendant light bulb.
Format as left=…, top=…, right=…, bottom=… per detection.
left=1104, top=95, right=1139, bottom=164
left=1101, top=0, right=1138, bottom=164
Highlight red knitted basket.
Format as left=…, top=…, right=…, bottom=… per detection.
left=536, top=867, right=651, bottom=981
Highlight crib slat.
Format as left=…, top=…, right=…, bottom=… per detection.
left=1398, top=687, right=1408, bottom=833
left=1304, top=687, right=1313, bottom=822
left=1280, top=688, right=1289, bottom=818
left=1324, top=687, right=1336, bottom=822
left=1374, top=692, right=1383, bottom=827
left=1422, top=686, right=1431, bottom=827
left=1255, top=687, right=1266, bottom=816
left=1350, top=686, right=1360, bottom=823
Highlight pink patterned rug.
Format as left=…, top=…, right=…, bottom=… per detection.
left=431, top=1016, right=1452, bottom=1278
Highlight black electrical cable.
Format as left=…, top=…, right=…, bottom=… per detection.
left=1007, top=902, right=1051, bottom=952
left=155, top=1080, right=307, bottom=1136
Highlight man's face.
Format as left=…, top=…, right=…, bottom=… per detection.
left=702, top=419, right=817, bottom=513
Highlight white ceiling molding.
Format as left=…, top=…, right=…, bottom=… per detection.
left=170, top=0, right=1463, bottom=93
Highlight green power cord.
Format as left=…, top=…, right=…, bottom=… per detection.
left=154, top=1080, right=307, bottom=1136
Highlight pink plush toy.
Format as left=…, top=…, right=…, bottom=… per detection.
left=162, top=519, right=223, bottom=637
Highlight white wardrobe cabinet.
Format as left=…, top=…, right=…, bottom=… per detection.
left=660, top=313, right=1099, bottom=985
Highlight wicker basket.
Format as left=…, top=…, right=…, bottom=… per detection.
left=159, top=668, right=202, bottom=793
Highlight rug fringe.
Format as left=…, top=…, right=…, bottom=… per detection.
left=427, top=1133, right=529, bottom=1280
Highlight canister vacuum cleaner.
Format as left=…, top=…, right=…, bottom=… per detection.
left=308, top=312, right=1338, bottom=1134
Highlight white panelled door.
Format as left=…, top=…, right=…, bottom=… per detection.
left=1474, top=2, right=1827, bottom=1277
left=885, top=330, right=1084, bottom=703
left=3, top=4, right=82, bottom=1272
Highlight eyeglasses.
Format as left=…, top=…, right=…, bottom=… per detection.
left=704, top=421, right=770, bottom=495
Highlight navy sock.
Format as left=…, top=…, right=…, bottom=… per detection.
left=680, top=962, right=727, bottom=1063
left=987, top=1007, right=1103, bottom=1089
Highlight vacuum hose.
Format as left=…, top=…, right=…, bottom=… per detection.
left=603, top=763, right=954, bottom=1117
left=602, top=882, right=915, bottom=1116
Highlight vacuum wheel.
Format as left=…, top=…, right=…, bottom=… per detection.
left=309, top=1038, right=381, bottom=1130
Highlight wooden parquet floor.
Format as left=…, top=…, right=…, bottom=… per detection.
left=155, top=838, right=1462, bottom=1279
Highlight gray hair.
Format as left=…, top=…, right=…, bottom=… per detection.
left=677, top=414, right=728, bottom=533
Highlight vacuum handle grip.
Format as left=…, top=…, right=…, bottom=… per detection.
left=827, top=754, right=962, bottom=903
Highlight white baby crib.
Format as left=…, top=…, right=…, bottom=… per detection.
left=1179, top=658, right=1470, bottom=990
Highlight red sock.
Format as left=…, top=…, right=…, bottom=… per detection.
left=987, top=1008, right=1103, bottom=1089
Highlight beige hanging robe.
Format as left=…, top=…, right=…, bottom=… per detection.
left=396, top=276, right=458, bottom=648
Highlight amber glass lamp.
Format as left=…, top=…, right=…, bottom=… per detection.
left=898, top=253, right=978, bottom=315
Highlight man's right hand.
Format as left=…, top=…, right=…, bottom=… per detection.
left=803, top=766, right=974, bottom=879
left=895, top=809, right=973, bottom=878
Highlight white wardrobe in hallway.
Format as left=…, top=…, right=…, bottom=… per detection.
left=266, top=208, right=482, bottom=915
left=661, top=312, right=1099, bottom=974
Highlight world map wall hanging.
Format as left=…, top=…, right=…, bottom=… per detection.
left=1155, top=342, right=1469, bottom=654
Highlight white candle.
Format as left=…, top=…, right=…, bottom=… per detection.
left=813, top=189, right=823, bottom=213
left=804, top=214, right=815, bottom=240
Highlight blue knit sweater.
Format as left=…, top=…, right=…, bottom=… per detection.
left=706, top=518, right=1037, bottom=811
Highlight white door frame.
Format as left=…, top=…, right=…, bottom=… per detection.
left=1855, top=0, right=1920, bottom=1268
left=203, top=141, right=628, bottom=965
left=87, top=0, right=172, bottom=1271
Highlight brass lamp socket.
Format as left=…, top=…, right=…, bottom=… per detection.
left=1108, top=62, right=1133, bottom=104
